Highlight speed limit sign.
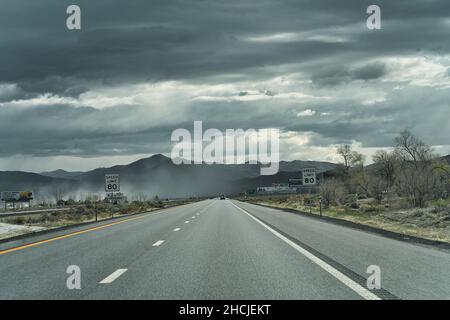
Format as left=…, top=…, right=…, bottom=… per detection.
left=105, top=174, right=120, bottom=192
left=302, top=168, right=317, bottom=186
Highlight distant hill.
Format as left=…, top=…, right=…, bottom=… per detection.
left=72, top=155, right=337, bottom=197
left=0, top=154, right=337, bottom=200
left=73, top=154, right=262, bottom=197
left=40, top=169, right=84, bottom=179
left=442, top=155, right=450, bottom=164
left=0, top=171, right=79, bottom=201
left=234, top=171, right=304, bottom=192
left=278, top=160, right=336, bottom=173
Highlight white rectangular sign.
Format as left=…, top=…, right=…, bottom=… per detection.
left=1, top=191, right=33, bottom=202
left=302, top=168, right=317, bottom=185
left=105, top=174, right=120, bottom=192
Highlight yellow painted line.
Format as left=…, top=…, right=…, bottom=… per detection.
left=0, top=202, right=198, bottom=256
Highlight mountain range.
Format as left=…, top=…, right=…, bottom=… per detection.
left=0, top=154, right=337, bottom=200
left=2, top=154, right=448, bottom=201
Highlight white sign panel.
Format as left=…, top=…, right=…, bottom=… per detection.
left=105, top=174, right=120, bottom=192
left=1, top=191, right=33, bottom=202
left=302, top=168, right=317, bottom=185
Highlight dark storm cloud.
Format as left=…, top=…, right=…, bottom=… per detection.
left=0, top=103, right=177, bottom=157
left=311, top=62, right=387, bottom=86
left=352, top=62, right=387, bottom=80
left=1, top=84, right=449, bottom=159
left=311, top=66, right=352, bottom=86
left=0, top=0, right=449, bottom=162
left=1, top=0, right=450, bottom=94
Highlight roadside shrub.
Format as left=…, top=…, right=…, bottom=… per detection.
left=74, top=206, right=86, bottom=215
left=52, top=210, right=65, bottom=218
left=348, top=202, right=360, bottom=209
left=361, top=205, right=378, bottom=213
left=25, top=214, right=48, bottom=224
left=431, top=200, right=450, bottom=215
left=346, top=194, right=359, bottom=209
left=152, top=201, right=164, bottom=208
left=10, top=216, right=26, bottom=225
left=320, top=178, right=347, bottom=208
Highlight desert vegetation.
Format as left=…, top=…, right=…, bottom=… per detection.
left=0, top=198, right=197, bottom=239
left=244, top=130, right=450, bottom=243
left=324, top=130, right=450, bottom=209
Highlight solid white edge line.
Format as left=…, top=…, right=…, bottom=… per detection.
left=152, top=240, right=165, bottom=246
left=230, top=201, right=380, bottom=301
left=99, top=269, right=128, bottom=284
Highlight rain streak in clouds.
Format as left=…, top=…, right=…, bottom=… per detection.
left=0, top=0, right=450, bottom=171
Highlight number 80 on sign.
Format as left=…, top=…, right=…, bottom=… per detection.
left=302, top=168, right=317, bottom=186
left=105, top=174, right=120, bottom=192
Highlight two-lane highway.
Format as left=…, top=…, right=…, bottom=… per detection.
left=0, top=199, right=449, bottom=299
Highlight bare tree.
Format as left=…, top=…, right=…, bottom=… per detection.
left=369, top=175, right=385, bottom=204
left=394, top=130, right=439, bottom=207
left=350, top=165, right=370, bottom=197
left=432, top=161, right=450, bottom=198
left=372, top=150, right=398, bottom=190
left=395, top=165, right=440, bottom=207
left=337, top=144, right=364, bottom=168
left=337, top=144, right=353, bottom=169
left=51, top=185, right=66, bottom=203
left=337, top=144, right=366, bottom=196
left=320, top=179, right=346, bottom=208
left=137, top=192, right=148, bottom=202
left=394, top=130, right=434, bottom=168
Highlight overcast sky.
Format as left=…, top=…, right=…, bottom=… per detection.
left=1, top=0, right=449, bottom=172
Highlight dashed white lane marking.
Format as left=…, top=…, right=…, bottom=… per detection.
left=230, top=202, right=380, bottom=301
left=152, top=240, right=165, bottom=246
left=173, top=228, right=181, bottom=232
left=99, top=269, right=128, bottom=284
left=185, top=221, right=190, bottom=224
left=192, top=216, right=196, bottom=219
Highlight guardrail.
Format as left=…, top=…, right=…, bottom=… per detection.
left=0, top=208, right=71, bottom=218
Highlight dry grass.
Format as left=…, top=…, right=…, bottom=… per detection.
left=245, top=195, right=450, bottom=243
left=0, top=199, right=196, bottom=239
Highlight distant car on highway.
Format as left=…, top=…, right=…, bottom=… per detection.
left=220, top=194, right=226, bottom=200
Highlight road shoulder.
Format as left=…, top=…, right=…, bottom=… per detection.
left=242, top=200, right=450, bottom=250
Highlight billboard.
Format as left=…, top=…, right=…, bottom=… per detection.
left=1, top=191, right=34, bottom=202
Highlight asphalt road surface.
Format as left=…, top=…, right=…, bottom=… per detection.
left=0, top=199, right=449, bottom=299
